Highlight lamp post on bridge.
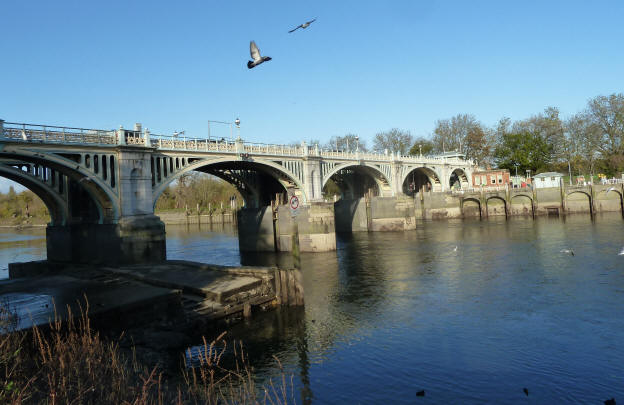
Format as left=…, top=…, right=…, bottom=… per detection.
left=355, top=136, right=359, bottom=152
left=419, top=144, right=422, bottom=157
left=207, top=119, right=236, bottom=141
left=235, top=117, right=241, bottom=140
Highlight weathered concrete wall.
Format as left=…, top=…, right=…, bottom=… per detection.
left=276, top=203, right=336, bottom=252
left=47, top=214, right=166, bottom=265
left=509, top=194, right=533, bottom=216
left=237, top=203, right=336, bottom=252
left=370, top=197, right=417, bottom=231
left=334, top=199, right=368, bottom=232
left=237, top=207, right=275, bottom=252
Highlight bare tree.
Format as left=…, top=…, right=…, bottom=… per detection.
left=325, top=134, right=367, bottom=152
left=432, top=114, right=492, bottom=163
left=372, top=128, right=413, bottom=154
left=586, top=93, right=624, bottom=156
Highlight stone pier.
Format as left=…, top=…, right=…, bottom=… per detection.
left=237, top=202, right=336, bottom=252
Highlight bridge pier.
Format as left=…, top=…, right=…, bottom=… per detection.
left=237, top=202, right=336, bottom=252
left=47, top=215, right=166, bottom=265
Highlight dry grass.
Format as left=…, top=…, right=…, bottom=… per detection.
left=0, top=299, right=295, bottom=405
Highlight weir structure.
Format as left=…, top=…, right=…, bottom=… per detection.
left=0, top=120, right=477, bottom=263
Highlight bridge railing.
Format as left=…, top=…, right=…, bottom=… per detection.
left=0, top=121, right=475, bottom=167
left=1, top=122, right=117, bottom=145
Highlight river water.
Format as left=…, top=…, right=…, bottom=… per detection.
left=2, top=215, right=624, bottom=403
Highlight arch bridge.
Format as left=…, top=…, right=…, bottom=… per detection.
left=0, top=120, right=476, bottom=263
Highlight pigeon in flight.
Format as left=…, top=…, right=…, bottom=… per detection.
left=288, top=18, right=316, bottom=33
left=247, top=41, right=272, bottom=69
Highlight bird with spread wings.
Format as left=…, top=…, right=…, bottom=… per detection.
left=247, top=41, right=272, bottom=69
left=288, top=18, right=316, bottom=33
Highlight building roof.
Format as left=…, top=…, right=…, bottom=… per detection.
left=534, top=172, right=564, bottom=178
left=473, top=168, right=510, bottom=174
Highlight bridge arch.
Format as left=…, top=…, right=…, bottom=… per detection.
left=450, top=168, right=469, bottom=190
left=401, top=167, right=442, bottom=195
left=321, top=163, right=392, bottom=199
left=565, top=190, right=593, bottom=214
left=0, top=164, right=68, bottom=225
left=461, top=197, right=482, bottom=218
left=486, top=195, right=508, bottom=217
left=0, top=151, right=119, bottom=223
left=510, top=194, right=534, bottom=216
left=152, top=156, right=308, bottom=209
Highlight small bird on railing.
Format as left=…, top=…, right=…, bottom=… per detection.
left=288, top=18, right=317, bottom=33
left=173, top=130, right=185, bottom=138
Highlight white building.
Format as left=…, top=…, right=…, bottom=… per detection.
left=533, top=172, right=564, bottom=188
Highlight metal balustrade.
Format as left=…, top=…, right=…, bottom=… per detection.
left=0, top=121, right=475, bottom=166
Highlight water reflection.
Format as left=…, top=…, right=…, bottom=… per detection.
left=2, top=215, right=624, bottom=403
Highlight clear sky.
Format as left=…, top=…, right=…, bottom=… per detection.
left=2, top=0, right=623, bottom=148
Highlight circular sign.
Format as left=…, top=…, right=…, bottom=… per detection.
left=289, top=195, right=299, bottom=210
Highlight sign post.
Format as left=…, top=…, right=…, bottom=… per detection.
left=289, top=195, right=301, bottom=269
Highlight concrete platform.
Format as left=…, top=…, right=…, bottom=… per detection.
left=0, top=271, right=181, bottom=331
left=101, top=262, right=265, bottom=303
left=1, top=260, right=302, bottom=333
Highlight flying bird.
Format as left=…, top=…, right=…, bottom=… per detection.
left=288, top=18, right=316, bottom=33
left=618, top=247, right=624, bottom=256
left=247, top=41, right=272, bottom=69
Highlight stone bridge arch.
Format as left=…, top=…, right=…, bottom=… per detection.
left=401, top=167, right=442, bottom=195
left=461, top=197, right=482, bottom=218
left=0, top=163, right=68, bottom=225
left=321, top=163, right=393, bottom=200
left=151, top=156, right=308, bottom=209
left=510, top=194, right=534, bottom=216
left=565, top=190, right=593, bottom=214
left=597, top=187, right=624, bottom=216
left=450, top=168, right=470, bottom=190
left=486, top=195, right=508, bottom=217
left=0, top=150, right=119, bottom=224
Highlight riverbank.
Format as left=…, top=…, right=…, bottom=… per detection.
left=156, top=210, right=236, bottom=225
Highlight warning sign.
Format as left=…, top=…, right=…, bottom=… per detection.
left=289, top=195, right=300, bottom=216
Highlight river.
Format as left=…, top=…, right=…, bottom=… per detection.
left=2, top=214, right=624, bottom=403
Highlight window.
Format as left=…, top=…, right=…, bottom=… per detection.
left=551, top=177, right=555, bottom=181
left=481, top=175, right=486, bottom=185
left=498, top=174, right=503, bottom=183
left=541, top=178, right=545, bottom=182
left=491, top=177, right=496, bottom=184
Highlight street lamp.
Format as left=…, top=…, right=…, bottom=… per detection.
left=234, top=118, right=241, bottom=139
left=419, top=144, right=422, bottom=157
left=355, top=136, right=359, bottom=152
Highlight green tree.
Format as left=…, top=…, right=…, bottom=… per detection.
left=408, top=137, right=435, bottom=156
left=372, top=128, right=413, bottom=154
left=494, top=131, right=553, bottom=174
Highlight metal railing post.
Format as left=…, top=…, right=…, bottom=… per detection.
left=0, top=119, right=4, bottom=138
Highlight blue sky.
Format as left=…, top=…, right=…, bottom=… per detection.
left=1, top=1, right=623, bottom=149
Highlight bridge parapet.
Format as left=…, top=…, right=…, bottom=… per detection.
left=1, top=121, right=475, bottom=168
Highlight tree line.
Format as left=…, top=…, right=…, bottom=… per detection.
left=0, top=187, right=50, bottom=224
left=155, top=173, right=242, bottom=213
left=319, top=92, right=624, bottom=177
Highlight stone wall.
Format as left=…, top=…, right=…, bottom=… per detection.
left=237, top=203, right=336, bottom=253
